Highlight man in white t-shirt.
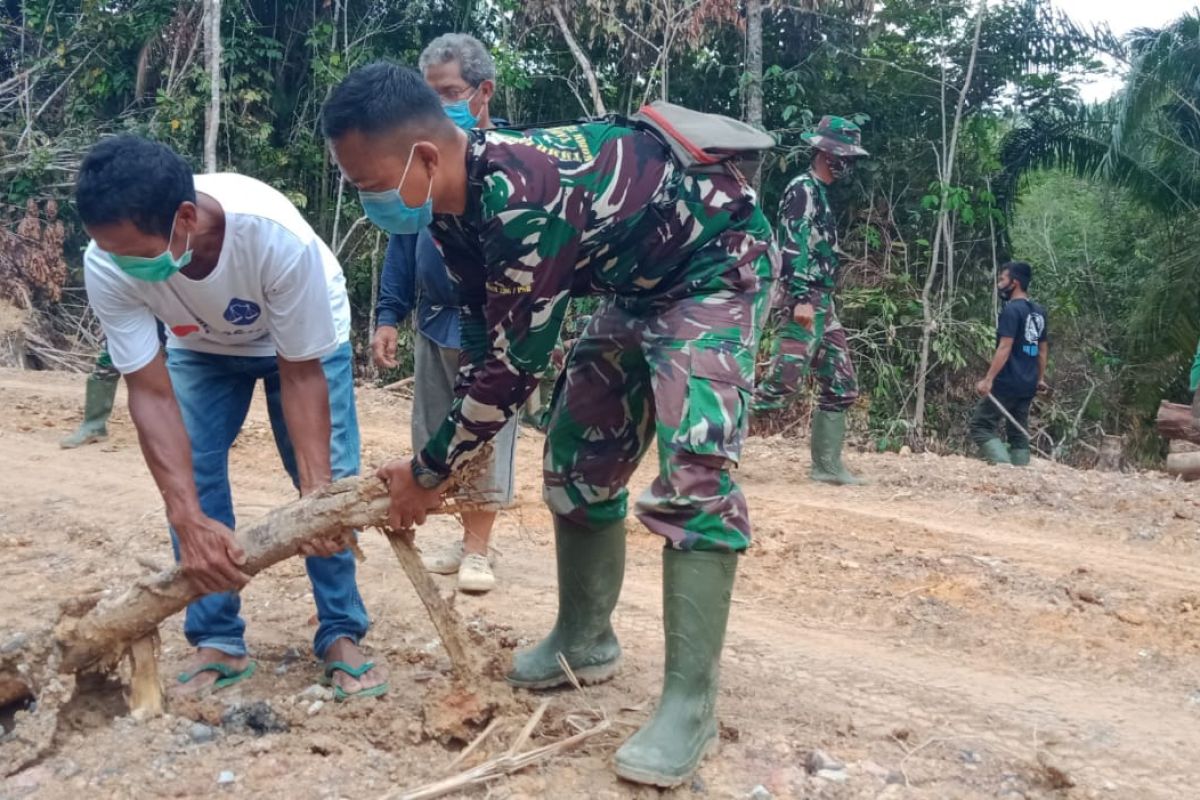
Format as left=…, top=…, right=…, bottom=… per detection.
left=76, top=136, right=386, bottom=700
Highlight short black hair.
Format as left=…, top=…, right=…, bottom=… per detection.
left=1002, top=261, right=1033, bottom=290
left=76, top=136, right=195, bottom=237
left=321, top=61, right=450, bottom=140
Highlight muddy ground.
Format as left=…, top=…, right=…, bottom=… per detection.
left=1, top=367, right=1199, bottom=799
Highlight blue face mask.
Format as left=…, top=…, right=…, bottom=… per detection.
left=358, top=145, right=433, bottom=236
left=443, top=90, right=480, bottom=130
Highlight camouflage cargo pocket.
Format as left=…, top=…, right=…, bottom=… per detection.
left=676, top=345, right=751, bottom=464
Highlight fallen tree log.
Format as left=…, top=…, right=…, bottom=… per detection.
left=2, top=474, right=491, bottom=774
left=1166, top=451, right=1200, bottom=482
left=54, top=476, right=399, bottom=674
left=1156, top=401, right=1200, bottom=447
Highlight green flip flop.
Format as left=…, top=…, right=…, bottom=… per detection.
left=321, top=660, right=389, bottom=702
left=177, top=660, right=258, bottom=691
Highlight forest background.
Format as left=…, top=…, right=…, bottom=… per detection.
left=4, top=0, right=1199, bottom=464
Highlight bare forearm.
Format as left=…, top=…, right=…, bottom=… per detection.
left=278, top=357, right=332, bottom=496
left=1038, top=346, right=1048, bottom=382
left=127, top=369, right=202, bottom=526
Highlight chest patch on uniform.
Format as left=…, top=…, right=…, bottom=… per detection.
left=526, top=128, right=595, bottom=163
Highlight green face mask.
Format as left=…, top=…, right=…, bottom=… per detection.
left=107, top=216, right=192, bottom=282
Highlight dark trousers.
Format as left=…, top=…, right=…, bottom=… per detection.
left=969, top=394, right=1032, bottom=451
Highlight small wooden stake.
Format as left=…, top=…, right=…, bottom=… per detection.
left=1097, top=434, right=1125, bottom=471
left=382, top=527, right=481, bottom=684
left=128, top=631, right=164, bottom=719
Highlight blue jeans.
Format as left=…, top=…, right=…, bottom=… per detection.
left=166, top=341, right=368, bottom=659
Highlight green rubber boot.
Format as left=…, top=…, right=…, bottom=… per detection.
left=60, top=375, right=118, bottom=449
left=614, top=548, right=736, bottom=787
left=506, top=515, right=625, bottom=689
left=979, top=438, right=1012, bottom=465
left=810, top=409, right=866, bottom=485
left=1009, top=447, right=1031, bottom=467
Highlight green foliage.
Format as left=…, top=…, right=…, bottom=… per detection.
left=1, top=0, right=1156, bottom=458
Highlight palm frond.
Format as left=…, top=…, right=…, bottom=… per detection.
left=1126, top=224, right=1200, bottom=360
left=1113, top=14, right=1200, bottom=177
left=994, top=110, right=1196, bottom=221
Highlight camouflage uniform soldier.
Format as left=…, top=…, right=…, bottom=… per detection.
left=752, top=115, right=869, bottom=485
left=324, top=64, right=775, bottom=787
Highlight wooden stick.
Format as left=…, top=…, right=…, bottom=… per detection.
left=506, top=698, right=551, bottom=757
left=127, top=632, right=163, bottom=720
left=987, top=393, right=1052, bottom=460
left=443, top=717, right=503, bottom=773
left=388, top=720, right=612, bottom=800
left=383, top=376, right=415, bottom=392
left=382, top=527, right=481, bottom=684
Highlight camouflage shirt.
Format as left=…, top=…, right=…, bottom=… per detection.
left=422, top=122, right=769, bottom=478
left=779, top=169, right=839, bottom=305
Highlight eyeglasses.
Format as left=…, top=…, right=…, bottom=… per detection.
left=436, top=84, right=478, bottom=103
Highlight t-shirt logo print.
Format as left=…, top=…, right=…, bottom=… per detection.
left=223, top=298, right=262, bottom=326
left=1023, top=312, right=1045, bottom=357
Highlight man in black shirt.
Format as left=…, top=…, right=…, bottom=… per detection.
left=971, top=261, right=1049, bottom=466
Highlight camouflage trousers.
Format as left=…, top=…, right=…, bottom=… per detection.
left=542, top=242, right=773, bottom=553
left=751, top=292, right=858, bottom=413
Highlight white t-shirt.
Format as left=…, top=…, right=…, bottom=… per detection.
left=84, top=173, right=351, bottom=374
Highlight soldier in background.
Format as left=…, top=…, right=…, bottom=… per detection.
left=751, top=115, right=870, bottom=486
left=61, top=322, right=166, bottom=449
left=60, top=346, right=120, bottom=448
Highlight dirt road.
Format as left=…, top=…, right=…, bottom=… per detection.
left=2, top=367, right=1198, bottom=799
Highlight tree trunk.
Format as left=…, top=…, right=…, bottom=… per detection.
left=744, top=0, right=765, bottom=190
left=1157, top=400, right=1200, bottom=446
left=660, top=39, right=670, bottom=102
left=986, top=176, right=999, bottom=320
left=745, top=0, right=763, bottom=129
left=203, top=0, right=221, bottom=173
left=549, top=1, right=606, bottom=116
left=912, top=0, right=986, bottom=443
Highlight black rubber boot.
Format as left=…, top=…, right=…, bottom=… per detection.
left=506, top=515, right=625, bottom=689
left=614, top=548, right=737, bottom=787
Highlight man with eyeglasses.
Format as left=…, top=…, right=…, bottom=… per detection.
left=371, top=33, right=518, bottom=593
